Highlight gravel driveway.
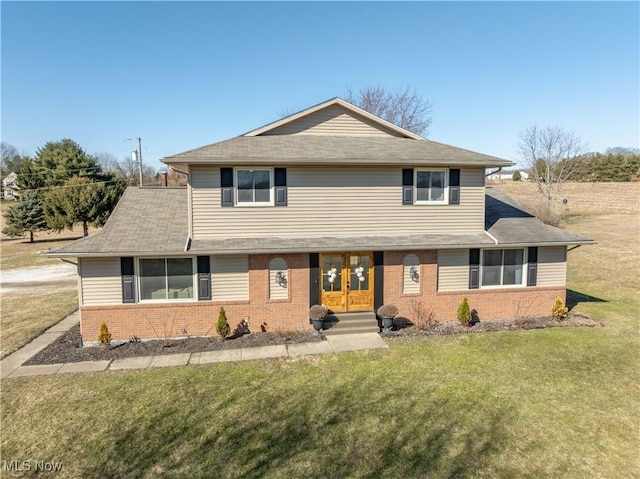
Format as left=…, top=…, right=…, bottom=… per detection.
left=0, top=263, right=77, bottom=294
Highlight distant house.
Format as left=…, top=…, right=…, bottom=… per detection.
left=48, top=97, right=593, bottom=344
left=2, top=172, right=18, bottom=200
left=487, top=170, right=529, bottom=181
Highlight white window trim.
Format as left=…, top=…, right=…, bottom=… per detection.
left=414, top=168, right=449, bottom=205
left=480, top=248, right=527, bottom=289
left=234, top=167, right=274, bottom=207
left=137, top=257, right=197, bottom=303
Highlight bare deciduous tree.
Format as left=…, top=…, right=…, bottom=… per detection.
left=516, top=125, right=588, bottom=201
left=345, top=85, right=433, bottom=136
left=97, top=152, right=158, bottom=185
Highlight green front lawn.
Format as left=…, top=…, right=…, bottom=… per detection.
left=1, top=323, right=637, bottom=478
left=1, top=189, right=638, bottom=478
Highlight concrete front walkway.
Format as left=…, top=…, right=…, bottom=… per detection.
left=0, top=313, right=388, bottom=379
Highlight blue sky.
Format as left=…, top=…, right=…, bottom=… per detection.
left=2, top=1, right=638, bottom=171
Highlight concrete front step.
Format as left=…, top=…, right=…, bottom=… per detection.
left=323, top=312, right=380, bottom=336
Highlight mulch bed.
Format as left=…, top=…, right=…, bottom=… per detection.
left=24, top=312, right=601, bottom=366
left=392, top=312, right=601, bottom=338
left=24, top=325, right=318, bottom=366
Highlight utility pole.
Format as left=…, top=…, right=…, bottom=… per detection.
left=126, top=137, right=144, bottom=187
left=137, top=137, right=143, bottom=187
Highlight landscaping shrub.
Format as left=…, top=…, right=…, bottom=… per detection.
left=97, top=321, right=112, bottom=348
left=512, top=170, right=522, bottom=181
left=551, top=297, right=569, bottom=319
left=216, top=307, right=231, bottom=338
left=457, top=298, right=471, bottom=326
left=408, top=299, right=438, bottom=330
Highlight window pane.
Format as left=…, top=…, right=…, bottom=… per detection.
left=484, top=250, right=503, bottom=267
left=140, top=259, right=166, bottom=300
left=237, top=188, right=253, bottom=203
left=254, top=171, right=270, bottom=202
left=503, top=250, right=523, bottom=285
left=416, top=171, right=431, bottom=188
left=237, top=170, right=253, bottom=190
left=482, top=250, right=502, bottom=286
left=430, top=172, right=445, bottom=201
left=482, top=266, right=501, bottom=286
left=254, top=170, right=270, bottom=190
left=322, top=255, right=341, bottom=292
left=167, top=258, right=193, bottom=298
left=416, top=171, right=430, bottom=201
left=350, top=255, right=370, bottom=291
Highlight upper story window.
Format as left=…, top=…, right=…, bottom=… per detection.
left=481, top=249, right=524, bottom=287
left=236, top=168, right=272, bottom=205
left=415, top=169, right=447, bottom=203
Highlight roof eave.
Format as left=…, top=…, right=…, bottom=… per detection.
left=162, top=157, right=514, bottom=168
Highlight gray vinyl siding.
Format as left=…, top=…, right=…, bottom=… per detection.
left=191, top=167, right=485, bottom=238
left=537, top=246, right=567, bottom=286
left=262, top=104, right=403, bottom=137
left=211, top=255, right=249, bottom=301
left=269, top=257, right=289, bottom=300
left=437, top=249, right=469, bottom=291
left=79, top=258, right=122, bottom=305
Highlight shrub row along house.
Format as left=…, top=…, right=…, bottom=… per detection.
left=49, top=98, right=593, bottom=343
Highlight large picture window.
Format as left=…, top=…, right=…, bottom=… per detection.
left=236, top=169, right=272, bottom=205
left=482, top=249, right=524, bottom=286
left=139, top=258, right=194, bottom=300
left=415, top=169, right=446, bottom=203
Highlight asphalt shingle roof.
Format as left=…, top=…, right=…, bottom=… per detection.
left=485, top=188, right=593, bottom=246
left=163, top=135, right=514, bottom=168
left=48, top=187, right=188, bottom=256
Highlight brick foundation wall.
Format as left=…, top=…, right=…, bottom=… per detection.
left=383, top=250, right=565, bottom=323
left=80, top=250, right=566, bottom=342
left=81, top=254, right=310, bottom=342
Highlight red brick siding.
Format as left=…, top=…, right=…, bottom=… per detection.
left=80, top=250, right=566, bottom=341
left=81, top=254, right=310, bottom=342
left=383, top=250, right=565, bottom=323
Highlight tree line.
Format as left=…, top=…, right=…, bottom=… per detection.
left=0, top=139, right=183, bottom=242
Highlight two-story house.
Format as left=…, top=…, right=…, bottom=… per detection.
left=49, top=98, right=593, bottom=344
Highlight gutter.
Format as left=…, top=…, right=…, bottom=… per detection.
left=485, top=167, right=502, bottom=178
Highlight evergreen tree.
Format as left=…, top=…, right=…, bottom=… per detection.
left=43, top=176, right=125, bottom=236
left=23, top=139, right=105, bottom=189
left=2, top=191, right=48, bottom=242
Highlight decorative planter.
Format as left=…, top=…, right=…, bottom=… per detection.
left=311, top=318, right=324, bottom=338
left=379, top=315, right=397, bottom=337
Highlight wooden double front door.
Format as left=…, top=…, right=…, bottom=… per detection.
left=320, top=252, right=374, bottom=313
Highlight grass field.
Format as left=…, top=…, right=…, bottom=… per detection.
left=1, top=183, right=638, bottom=478
left=1, top=201, right=92, bottom=357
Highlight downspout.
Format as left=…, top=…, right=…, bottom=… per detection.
left=485, top=167, right=502, bottom=178
left=568, top=245, right=582, bottom=252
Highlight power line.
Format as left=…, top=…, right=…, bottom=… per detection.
left=11, top=166, right=104, bottom=177
left=17, top=180, right=123, bottom=194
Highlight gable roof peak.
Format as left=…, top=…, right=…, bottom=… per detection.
left=243, top=97, right=424, bottom=140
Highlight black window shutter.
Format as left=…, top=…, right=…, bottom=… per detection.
left=309, top=253, right=319, bottom=312
left=197, top=256, right=211, bottom=300
left=274, top=168, right=287, bottom=206
left=373, top=251, right=384, bottom=311
left=221, top=168, right=234, bottom=207
left=469, top=249, right=480, bottom=289
left=449, top=169, right=460, bottom=205
left=527, top=247, right=538, bottom=287
left=402, top=168, right=414, bottom=205
left=121, top=257, right=136, bottom=303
